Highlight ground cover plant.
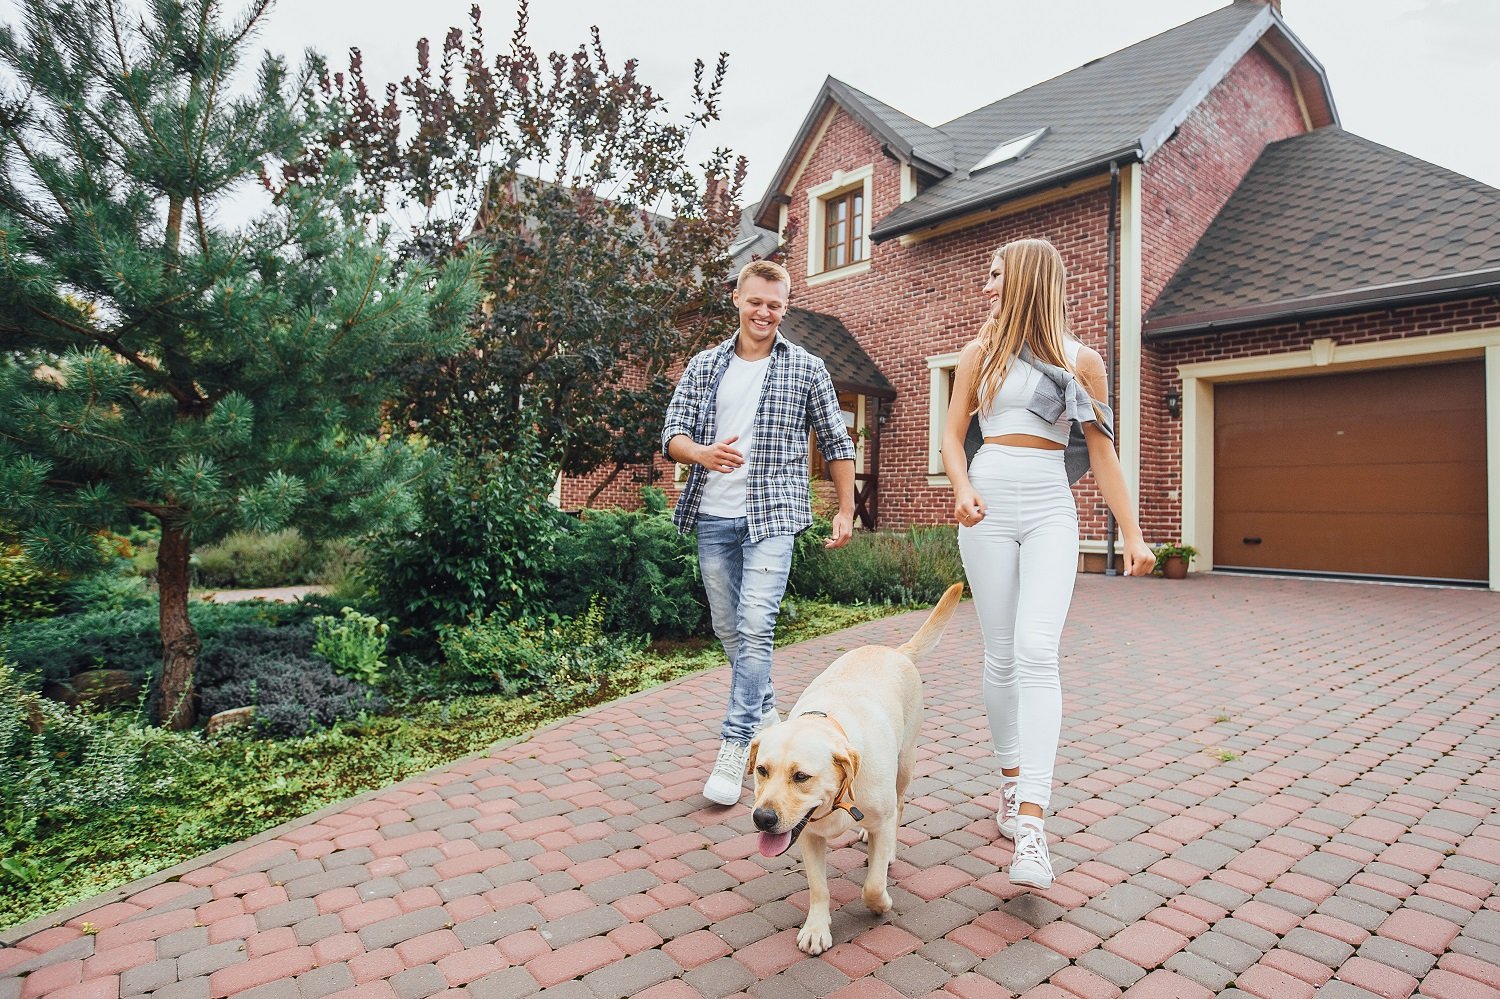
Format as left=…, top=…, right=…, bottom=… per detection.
left=0, top=599, right=903, bottom=929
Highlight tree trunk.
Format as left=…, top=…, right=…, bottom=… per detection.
left=585, top=461, right=626, bottom=509
left=155, top=521, right=200, bottom=729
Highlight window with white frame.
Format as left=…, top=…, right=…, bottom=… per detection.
left=926, top=352, right=960, bottom=481
left=806, top=166, right=873, bottom=284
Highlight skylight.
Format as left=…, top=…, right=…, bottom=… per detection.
left=972, top=127, right=1049, bottom=173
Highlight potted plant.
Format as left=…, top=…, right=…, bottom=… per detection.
left=1152, top=543, right=1197, bottom=579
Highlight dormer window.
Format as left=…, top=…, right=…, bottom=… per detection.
left=971, top=127, right=1048, bottom=174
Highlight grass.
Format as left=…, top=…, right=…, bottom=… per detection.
left=0, top=599, right=908, bottom=932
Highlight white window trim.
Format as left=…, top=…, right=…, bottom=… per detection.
left=926, top=351, right=961, bottom=485
left=806, top=165, right=874, bottom=284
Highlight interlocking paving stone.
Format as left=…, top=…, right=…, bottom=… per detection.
left=175, top=939, right=247, bottom=980
left=975, top=940, right=1069, bottom=993
left=9, top=576, right=1500, bottom=999
left=1076, top=947, right=1150, bottom=988
left=682, top=956, right=756, bottom=999
left=1163, top=949, right=1237, bottom=991
left=580, top=949, right=680, bottom=999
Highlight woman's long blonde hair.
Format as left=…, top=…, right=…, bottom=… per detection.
left=972, top=238, right=1074, bottom=415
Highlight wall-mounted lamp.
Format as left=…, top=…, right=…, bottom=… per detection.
left=1164, top=389, right=1182, bottom=419
left=877, top=410, right=889, bottom=426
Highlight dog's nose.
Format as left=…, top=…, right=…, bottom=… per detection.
left=752, top=808, right=779, bottom=831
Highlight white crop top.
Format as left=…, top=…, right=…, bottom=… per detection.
left=976, top=338, right=1083, bottom=445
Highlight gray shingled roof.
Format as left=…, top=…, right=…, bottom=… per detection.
left=729, top=201, right=780, bottom=273
left=831, top=78, right=954, bottom=175
left=875, top=2, right=1301, bottom=240
left=755, top=3, right=1336, bottom=242
left=779, top=308, right=895, bottom=400
left=1144, top=128, right=1500, bottom=337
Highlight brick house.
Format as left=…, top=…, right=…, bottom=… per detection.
left=562, top=0, right=1500, bottom=590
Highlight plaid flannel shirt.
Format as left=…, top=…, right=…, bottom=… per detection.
left=662, top=332, right=856, bottom=542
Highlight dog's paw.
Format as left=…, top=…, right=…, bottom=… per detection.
left=854, top=827, right=869, bottom=844
left=797, top=920, right=833, bottom=955
left=863, top=887, right=893, bottom=914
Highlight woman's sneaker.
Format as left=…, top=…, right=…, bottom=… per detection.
left=1009, top=819, right=1054, bottom=889
left=704, top=739, right=751, bottom=805
left=997, top=780, right=1019, bottom=839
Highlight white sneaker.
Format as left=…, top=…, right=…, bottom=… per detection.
left=997, top=779, right=1019, bottom=840
left=755, top=709, right=783, bottom=734
left=704, top=739, right=752, bottom=805
left=1009, top=820, right=1054, bottom=889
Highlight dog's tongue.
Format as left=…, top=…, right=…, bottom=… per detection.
left=758, top=831, right=793, bottom=858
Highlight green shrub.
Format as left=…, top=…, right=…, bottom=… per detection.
left=1, top=599, right=320, bottom=689
left=438, top=598, right=645, bottom=698
left=0, top=659, right=201, bottom=887
left=548, top=488, right=704, bottom=638
left=192, top=529, right=327, bottom=589
left=0, top=545, right=68, bottom=624
left=789, top=524, right=965, bottom=605
left=196, top=624, right=387, bottom=737
left=358, top=448, right=567, bottom=644
left=312, top=607, right=388, bottom=686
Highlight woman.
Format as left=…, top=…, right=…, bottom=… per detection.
left=941, top=238, right=1154, bottom=889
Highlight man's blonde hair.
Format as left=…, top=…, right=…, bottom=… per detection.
left=736, top=259, right=791, bottom=292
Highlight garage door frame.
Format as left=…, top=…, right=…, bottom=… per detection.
left=1176, top=327, right=1500, bottom=591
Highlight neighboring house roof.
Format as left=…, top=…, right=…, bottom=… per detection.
left=755, top=1, right=1336, bottom=241
left=728, top=201, right=781, bottom=273
left=779, top=308, right=896, bottom=400
left=1144, top=128, right=1500, bottom=338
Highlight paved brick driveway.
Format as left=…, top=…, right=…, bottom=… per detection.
left=4, top=574, right=1498, bottom=999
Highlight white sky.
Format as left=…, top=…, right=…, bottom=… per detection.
left=248, top=0, right=1499, bottom=201
left=3, top=0, right=1496, bottom=212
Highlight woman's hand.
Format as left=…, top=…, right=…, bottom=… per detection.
left=1121, top=537, right=1156, bottom=577
left=954, top=488, right=987, bottom=528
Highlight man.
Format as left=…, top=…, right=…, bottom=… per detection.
left=663, top=259, right=856, bottom=805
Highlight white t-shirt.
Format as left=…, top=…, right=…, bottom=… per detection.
left=697, top=352, right=772, bottom=518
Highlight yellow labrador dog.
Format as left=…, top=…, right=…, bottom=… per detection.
left=747, top=582, right=965, bottom=954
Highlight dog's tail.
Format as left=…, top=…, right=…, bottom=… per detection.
left=897, top=582, right=966, bottom=662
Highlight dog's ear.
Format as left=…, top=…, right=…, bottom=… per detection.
left=746, top=737, right=760, bottom=778
left=833, top=747, right=861, bottom=805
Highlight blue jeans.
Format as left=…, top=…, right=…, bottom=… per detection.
left=696, top=515, right=795, bottom=745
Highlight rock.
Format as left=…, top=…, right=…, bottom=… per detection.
left=206, top=706, right=255, bottom=734
left=42, top=669, right=139, bottom=710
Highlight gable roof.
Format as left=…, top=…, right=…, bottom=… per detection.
left=755, top=2, right=1336, bottom=241
left=779, top=308, right=895, bottom=400
left=1144, top=128, right=1500, bottom=338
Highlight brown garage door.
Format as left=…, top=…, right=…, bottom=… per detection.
left=1214, top=360, right=1487, bottom=583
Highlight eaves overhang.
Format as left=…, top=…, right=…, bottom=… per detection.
left=1143, top=268, right=1500, bottom=340
left=754, top=77, right=954, bottom=232
left=870, top=146, right=1144, bottom=244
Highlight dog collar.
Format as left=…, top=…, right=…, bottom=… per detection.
left=795, top=711, right=865, bottom=822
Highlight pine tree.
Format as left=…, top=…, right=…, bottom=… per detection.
left=0, top=0, right=483, bottom=727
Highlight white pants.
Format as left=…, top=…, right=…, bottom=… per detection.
left=957, top=444, right=1078, bottom=812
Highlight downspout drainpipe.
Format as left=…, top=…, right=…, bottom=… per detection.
left=1105, top=162, right=1120, bottom=577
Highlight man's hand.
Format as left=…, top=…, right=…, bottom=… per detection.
left=825, top=510, right=854, bottom=549
left=697, top=435, right=744, bottom=473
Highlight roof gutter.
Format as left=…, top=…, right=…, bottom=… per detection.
left=1143, top=268, right=1500, bottom=339
left=871, top=145, right=1144, bottom=243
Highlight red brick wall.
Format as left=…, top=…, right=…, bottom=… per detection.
left=1143, top=296, right=1500, bottom=542
left=1134, top=44, right=1308, bottom=545
left=1140, top=46, right=1307, bottom=309
left=758, top=110, right=1119, bottom=536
